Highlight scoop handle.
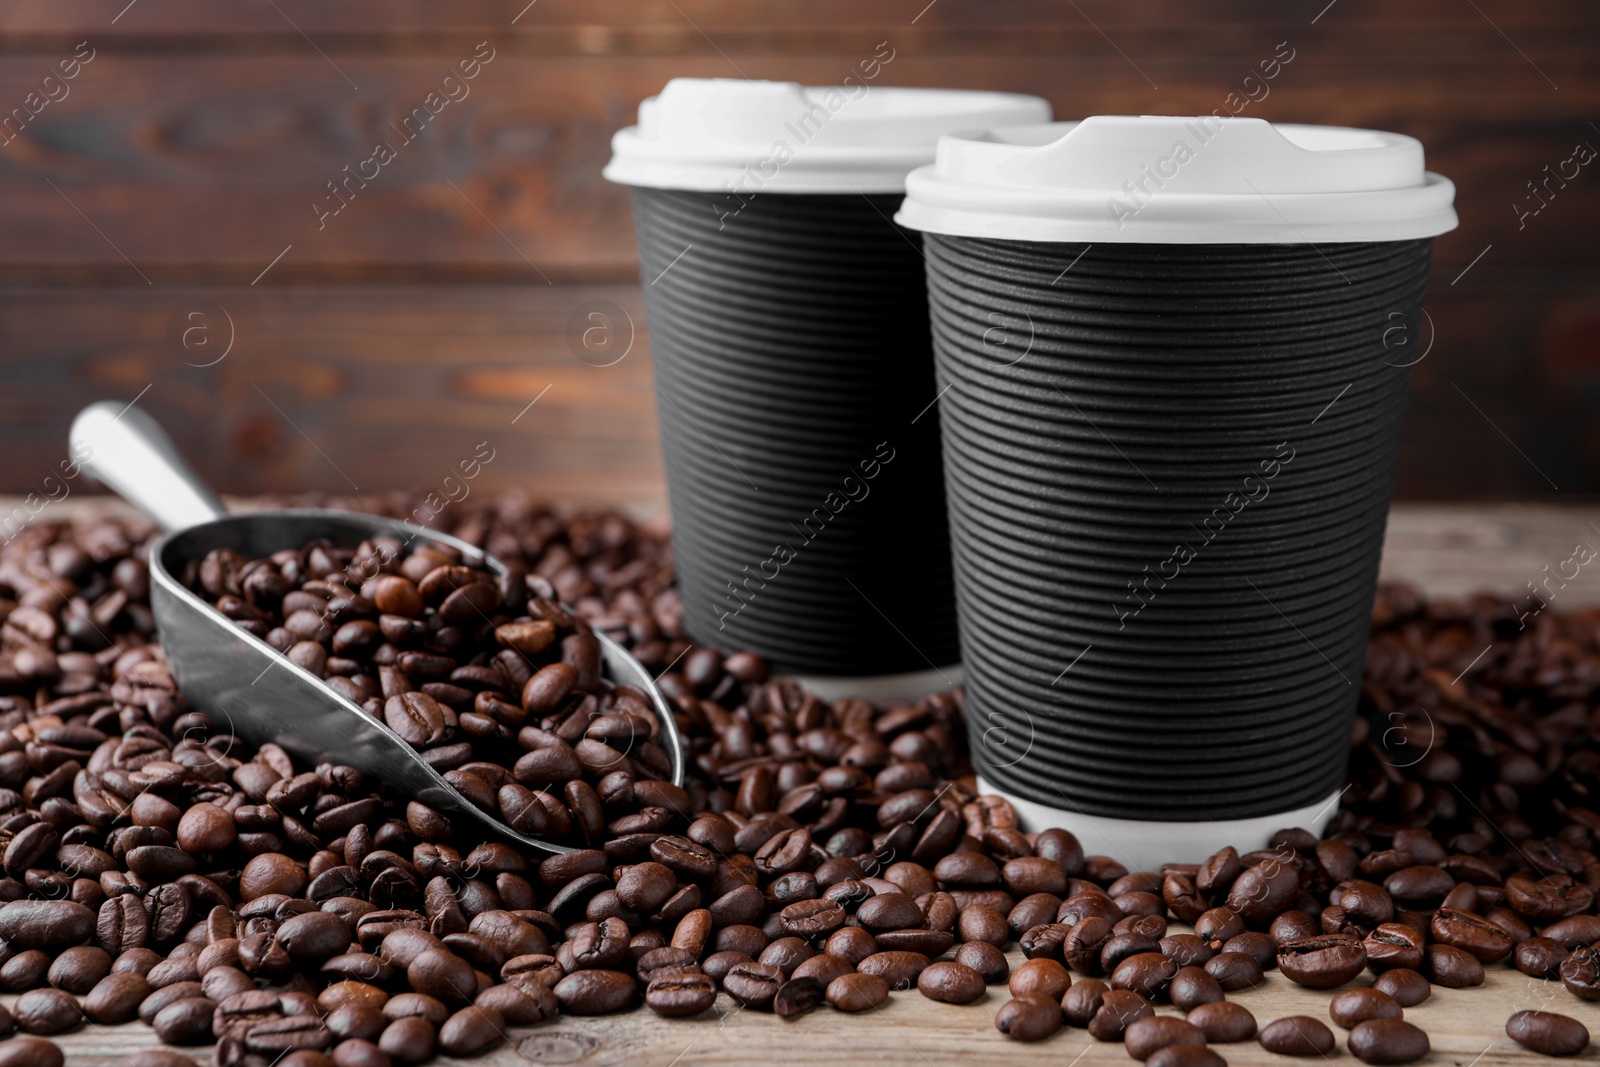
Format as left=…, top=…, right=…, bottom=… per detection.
left=70, top=401, right=227, bottom=533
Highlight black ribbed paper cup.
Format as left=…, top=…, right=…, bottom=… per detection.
left=629, top=187, right=957, bottom=676
left=606, top=80, right=1051, bottom=686
left=897, top=116, right=1458, bottom=860
left=924, top=234, right=1433, bottom=821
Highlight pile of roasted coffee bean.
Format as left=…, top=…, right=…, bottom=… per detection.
left=178, top=533, right=682, bottom=847
left=0, top=493, right=1596, bottom=1067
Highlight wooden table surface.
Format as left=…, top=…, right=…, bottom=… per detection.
left=14, top=501, right=1600, bottom=1065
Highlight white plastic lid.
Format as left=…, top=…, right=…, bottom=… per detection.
left=604, top=78, right=1051, bottom=194
left=896, top=115, right=1458, bottom=243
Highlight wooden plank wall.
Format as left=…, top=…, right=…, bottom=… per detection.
left=0, top=0, right=1595, bottom=503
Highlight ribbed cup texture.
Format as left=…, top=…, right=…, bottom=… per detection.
left=925, top=235, right=1434, bottom=820
left=631, top=188, right=959, bottom=675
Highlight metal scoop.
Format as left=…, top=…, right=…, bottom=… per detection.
left=70, top=400, right=685, bottom=856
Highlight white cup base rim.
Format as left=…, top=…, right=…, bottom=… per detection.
left=785, top=664, right=962, bottom=703
left=980, top=778, right=1344, bottom=871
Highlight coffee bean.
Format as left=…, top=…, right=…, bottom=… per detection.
left=857, top=951, right=929, bottom=990
left=1203, top=952, right=1262, bottom=992
left=773, top=976, right=826, bottom=1018
left=332, top=1038, right=388, bottom=1067
left=12, top=989, right=83, bottom=1036
left=555, top=969, right=636, bottom=1015
left=1329, top=988, right=1402, bottom=1029
left=723, top=960, right=785, bottom=1010
left=1087, top=989, right=1152, bottom=1041
left=918, top=961, right=985, bottom=1004
left=645, top=972, right=716, bottom=1017
left=1220, top=932, right=1275, bottom=969
left=83, top=971, right=151, bottom=1024
left=1125, top=1016, right=1207, bottom=1061
left=1506, top=1010, right=1590, bottom=1057
left=828, top=972, right=890, bottom=1013
left=326, top=1003, right=386, bottom=1042
left=379, top=1015, right=436, bottom=1064
left=1147, top=1046, right=1226, bottom=1067
left=1428, top=944, right=1485, bottom=988
left=994, top=994, right=1062, bottom=1041
left=1270, top=911, right=1320, bottom=944
left=1010, top=957, right=1071, bottom=1000
left=240, top=853, right=309, bottom=900
left=1188, top=1001, right=1257, bottom=1043
left=1372, top=968, right=1430, bottom=1007
left=1258, top=1016, right=1335, bottom=1055
left=474, top=980, right=556, bottom=1025
left=278, top=912, right=352, bottom=961
left=1430, top=906, right=1513, bottom=963
left=1061, top=977, right=1107, bottom=1027
left=1348, top=1018, right=1430, bottom=1064
left=856, top=892, right=924, bottom=932
left=151, top=995, right=216, bottom=1044
left=1110, top=952, right=1176, bottom=1000
left=120, top=1053, right=195, bottom=1067
left=46, top=945, right=110, bottom=994
left=1541, top=915, right=1600, bottom=949
left=1169, top=965, right=1223, bottom=1010
left=1, top=951, right=50, bottom=993
left=1227, top=859, right=1299, bottom=923
left=437, top=1005, right=504, bottom=1056
left=954, top=941, right=1009, bottom=984
left=0, top=1037, right=64, bottom=1067
left=790, top=953, right=852, bottom=989
left=0, top=901, right=94, bottom=949
left=243, top=1014, right=334, bottom=1055
left=1277, top=934, right=1366, bottom=988
left=1510, top=936, right=1564, bottom=980
left=1362, top=922, right=1424, bottom=972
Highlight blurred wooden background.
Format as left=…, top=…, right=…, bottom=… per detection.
left=0, top=0, right=1595, bottom=504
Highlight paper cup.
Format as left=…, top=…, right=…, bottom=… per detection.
left=898, top=116, right=1457, bottom=865
left=607, top=79, right=1049, bottom=680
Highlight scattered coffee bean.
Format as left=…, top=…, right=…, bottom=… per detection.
left=1506, top=1010, right=1590, bottom=1057
left=1329, top=988, right=1402, bottom=1029
left=12, top=989, right=83, bottom=1036
left=1187, top=1001, right=1257, bottom=1043
left=1169, top=966, right=1223, bottom=1011
left=828, top=973, right=890, bottom=1013
left=1124, top=1016, right=1206, bottom=1060
left=2, top=502, right=1598, bottom=1065
left=1010, top=958, right=1071, bottom=1000
left=438, top=1006, right=504, bottom=1057
left=1146, top=1046, right=1225, bottom=1067
left=1427, top=944, right=1485, bottom=988
left=918, top=961, right=985, bottom=1005
left=1259, top=1016, right=1336, bottom=1056
left=1088, top=989, right=1152, bottom=1041
left=645, top=972, right=716, bottom=1018
left=0, top=1037, right=64, bottom=1067
left=1277, top=935, right=1366, bottom=989
left=1371, top=969, right=1431, bottom=1007
left=1348, top=1018, right=1430, bottom=1064
left=995, top=994, right=1063, bottom=1041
